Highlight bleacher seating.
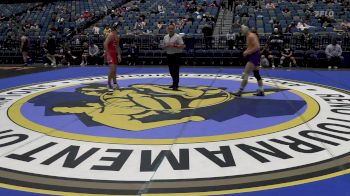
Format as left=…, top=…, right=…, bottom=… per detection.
left=0, top=0, right=349, bottom=67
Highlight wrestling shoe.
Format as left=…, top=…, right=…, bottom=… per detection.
left=254, top=90, right=265, bottom=96
left=232, top=90, right=243, bottom=97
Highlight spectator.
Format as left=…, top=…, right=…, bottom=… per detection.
left=321, top=16, right=335, bottom=28
left=209, top=0, right=220, bottom=7
left=83, top=10, right=92, bottom=19
left=104, top=26, right=111, bottom=36
left=20, top=32, right=30, bottom=66
left=282, top=7, right=291, bottom=17
left=279, top=43, right=298, bottom=69
left=158, top=4, right=166, bottom=14
left=202, top=0, right=208, bottom=6
left=307, top=0, right=315, bottom=9
left=325, top=39, right=343, bottom=69
left=269, top=28, right=284, bottom=50
left=305, top=47, right=318, bottom=67
left=62, top=42, right=76, bottom=66
left=80, top=42, right=89, bottom=66
left=131, top=5, right=140, bottom=12
left=226, top=30, right=236, bottom=49
left=93, top=25, right=100, bottom=35
left=134, top=18, right=146, bottom=30
left=285, top=22, right=296, bottom=33
left=302, top=29, right=312, bottom=49
left=88, top=42, right=100, bottom=65
left=232, top=18, right=241, bottom=30
left=202, top=23, right=213, bottom=49
left=248, top=0, right=257, bottom=6
left=115, top=7, right=124, bottom=17
left=261, top=44, right=275, bottom=68
left=157, top=20, right=165, bottom=32
left=235, top=1, right=244, bottom=13
left=272, top=19, right=282, bottom=33
left=334, top=21, right=350, bottom=32
left=126, top=44, right=139, bottom=65
left=46, top=34, right=57, bottom=67
left=296, top=20, right=312, bottom=31
left=265, top=0, right=276, bottom=9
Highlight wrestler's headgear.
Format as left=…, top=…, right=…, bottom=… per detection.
left=240, top=25, right=249, bottom=35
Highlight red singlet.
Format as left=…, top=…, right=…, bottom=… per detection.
left=107, top=32, right=119, bottom=65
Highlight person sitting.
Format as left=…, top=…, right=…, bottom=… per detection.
left=297, top=20, right=312, bottom=31
left=226, top=30, right=236, bottom=50
left=261, top=44, right=275, bottom=68
left=279, top=43, right=298, bottom=69
left=282, top=7, right=291, bottom=17
left=93, top=25, right=100, bottom=35
left=209, top=0, right=220, bottom=7
left=88, top=43, right=100, bottom=65
left=104, top=26, right=111, bottom=36
left=325, top=39, right=343, bottom=70
left=62, top=42, right=76, bottom=66
left=158, top=4, right=166, bottom=14
left=134, top=18, right=146, bottom=31
left=305, top=47, right=317, bottom=67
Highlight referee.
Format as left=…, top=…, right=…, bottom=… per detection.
left=162, top=24, right=185, bottom=90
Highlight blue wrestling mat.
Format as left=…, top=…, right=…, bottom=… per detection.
left=0, top=66, right=349, bottom=196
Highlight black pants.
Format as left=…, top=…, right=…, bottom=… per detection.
left=204, top=37, right=213, bottom=49
left=167, top=53, right=181, bottom=87
left=328, top=56, right=342, bottom=67
left=88, top=55, right=97, bottom=65
left=64, top=52, right=75, bottom=64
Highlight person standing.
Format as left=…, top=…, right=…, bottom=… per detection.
left=162, top=24, right=185, bottom=90
left=233, top=25, right=264, bottom=97
left=279, top=43, right=297, bottom=69
left=46, top=34, right=57, bottom=67
left=20, top=32, right=30, bottom=66
left=202, top=23, right=213, bottom=49
left=80, top=42, right=89, bottom=66
left=104, top=23, right=121, bottom=92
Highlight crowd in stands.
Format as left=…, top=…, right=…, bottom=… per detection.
left=227, top=0, right=350, bottom=35
left=0, top=0, right=349, bottom=68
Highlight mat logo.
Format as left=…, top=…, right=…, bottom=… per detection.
left=52, top=84, right=235, bottom=131
left=50, top=83, right=294, bottom=131
left=0, top=74, right=349, bottom=195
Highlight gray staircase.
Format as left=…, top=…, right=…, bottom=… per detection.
left=213, top=3, right=234, bottom=35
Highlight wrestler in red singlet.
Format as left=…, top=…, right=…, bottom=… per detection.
left=104, top=23, right=121, bottom=92
left=107, top=32, right=118, bottom=65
